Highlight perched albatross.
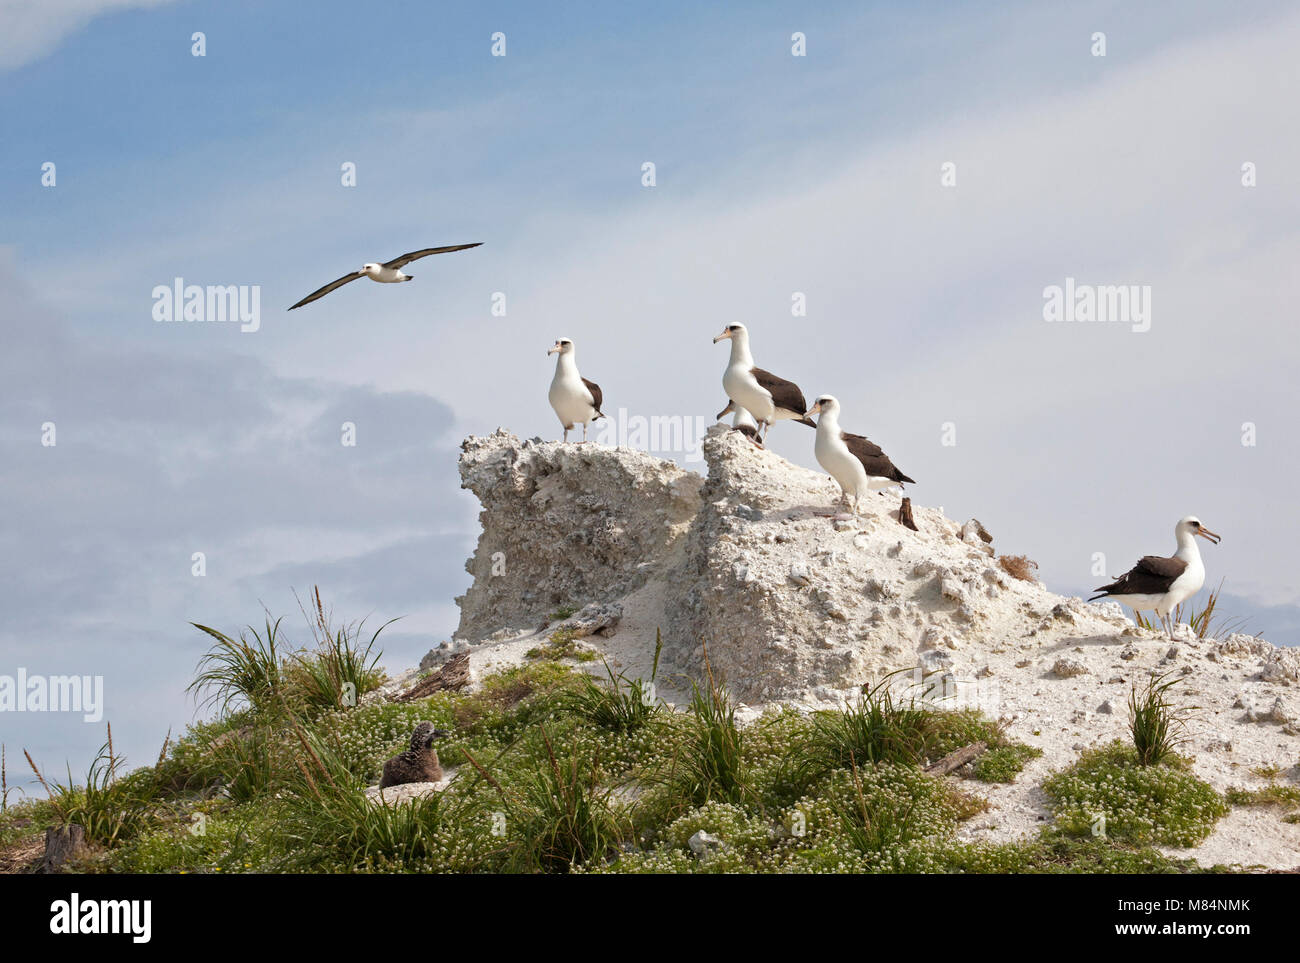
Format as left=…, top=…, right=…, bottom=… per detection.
left=288, top=243, right=482, bottom=310
left=1089, top=516, right=1221, bottom=638
left=713, top=323, right=815, bottom=441
left=806, top=395, right=915, bottom=514
left=547, top=338, right=605, bottom=442
left=716, top=399, right=764, bottom=447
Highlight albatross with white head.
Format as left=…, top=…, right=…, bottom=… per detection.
left=712, top=323, right=814, bottom=442
left=547, top=338, right=605, bottom=443
left=1089, top=516, right=1221, bottom=638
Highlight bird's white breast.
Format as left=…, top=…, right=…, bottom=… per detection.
left=366, top=266, right=406, bottom=283
left=814, top=428, right=869, bottom=496
left=723, top=365, right=774, bottom=422
left=549, top=363, right=596, bottom=425
left=1164, top=557, right=1206, bottom=610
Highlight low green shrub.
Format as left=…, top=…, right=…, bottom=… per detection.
left=1044, top=741, right=1228, bottom=847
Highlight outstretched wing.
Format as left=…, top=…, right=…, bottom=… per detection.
left=842, top=432, right=915, bottom=484
left=1092, top=555, right=1187, bottom=597
left=289, top=271, right=365, bottom=310
left=383, top=243, right=483, bottom=269
left=581, top=377, right=604, bottom=413
left=750, top=366, right=808, bottom=416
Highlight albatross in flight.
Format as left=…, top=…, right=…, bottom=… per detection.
left=287, top=243, right=482, bottom=310
left=806, top=394, right=915, bottom=514
left=713, top=323, right=814, bottom=441
left=1089, top=516, right=1221, bottom=638
left=547, top=338, right=605, bottom=442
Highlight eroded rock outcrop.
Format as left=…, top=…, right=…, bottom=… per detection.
left=426, top=426, right=1300, bottom=868
left=454, top=429, right=702, bottom=642
left=450, top=426, right=1133, bottom=701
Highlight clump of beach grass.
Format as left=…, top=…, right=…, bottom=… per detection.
left=1129, top=672, right=1195, bottom=766
left=664, top=656, right=750, bottom=809
left=24, top=723, right=164, bottom=849
left=788, top=672, right=934, bottom=789
left=564, top=630, right=664, bottom=733
left=287, top=586, right=387, bottom=715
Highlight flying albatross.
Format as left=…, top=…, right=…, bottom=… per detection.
left=716, top=399, right=764, bottom=447
left=1089, top=516, right=1221, bottom=638
left=547, top=338, right=605, bottom=442
left=806, top=394, right=915, bottom=514
left=288, top=243, right=482, bottom=310
left=713, top=323, right=815, bottom=441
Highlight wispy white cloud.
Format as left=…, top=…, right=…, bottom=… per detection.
left=0, top=0, right=176, bottom=71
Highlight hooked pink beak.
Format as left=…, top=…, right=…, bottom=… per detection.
left=547, top=343, right=561, bottom=355
left=1196, top=526, right=1221, bottom=544
left=712, top=328, right=733, bottom=344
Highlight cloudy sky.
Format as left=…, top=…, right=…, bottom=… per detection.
left=3, top=0, right=1298, bottom=788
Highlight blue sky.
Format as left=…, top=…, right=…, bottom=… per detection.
left=3, top=0, right=1300, bottom=790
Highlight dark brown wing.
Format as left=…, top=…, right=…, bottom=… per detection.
left=751, top=367, right=808, bottom=416
left=842, top=432, right=915, bottom=484
left=1091, top=555, right=1187, bottom=598
left=288, top=271, right=364, bottom=310
left=581, top=377, right=604, bottom=414
left=383, top=243, right=483, bottom=269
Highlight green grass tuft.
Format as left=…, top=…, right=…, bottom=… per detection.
left=563, top=632, right=663, bottom=733
left=1129, top=672, right=1195, bottom=766
left=788, top=672, right=934, bottom=789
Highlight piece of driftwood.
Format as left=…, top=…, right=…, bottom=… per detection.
left=898, top=497, right=918, bottom=531
left=42, top=824, right=89, bottom=873
left=924, top=741, right=987, bottom=776
left=397, top=652, right=471, bottom=702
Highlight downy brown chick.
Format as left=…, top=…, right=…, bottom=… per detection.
left=379, top=721, right=450, bottom=788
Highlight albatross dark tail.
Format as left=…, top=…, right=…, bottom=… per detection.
left=1089, top=577, right=1123, bottom=600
